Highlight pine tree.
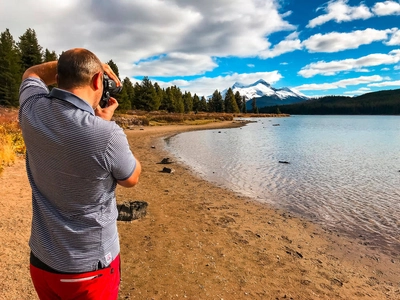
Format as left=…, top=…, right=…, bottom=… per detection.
left=136, top=76, right=157, bottom=111
left=117, top=77, right=134, bottom=111
left=210, top=90, right=224, bottom=112
left=43, top=48, right=58, bottom=62
left=242, top=96, right=247, bottom=113
left=18, top=28, right=43, bottom=71
left=132, top=82, right=141, bottom=109
left=152, top=82, right=162, bottom=111
left=251, top=97, right=257, bottom=113
left=192, top=94, right=200, bottom=113
left=199, top=96, right=208, bottom=112
left=183, top=91, right=193, bottom=113
left=224, top=88, right=240, bottom=113
left=172, top=86, right=184, bottom=113
left=123, top=77, right=135, bottom=104
left=235, top=91, right=242, bottom=112
left=0, top=29, right=21, bottom=106
left=163, top=87, right=175, bottom=112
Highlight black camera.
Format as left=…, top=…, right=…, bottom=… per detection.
left=100, top=74, right=123, bottom=108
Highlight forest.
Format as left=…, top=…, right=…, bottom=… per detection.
left=0, top=28, right=247, bottom=114
left=259, top=89, right=400, bottom=115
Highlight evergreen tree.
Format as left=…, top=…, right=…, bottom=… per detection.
left=0, top=29, right=21, bottom=106
left=209, top=90, right=224, bottom=112
left=242, top=96, right=247, bottom=113
left=192, top=93, right=200, bottom=112
left=224, top=88, right=240, bottom=113
left=199, top=96, right=208, bottom=112
left=183, top=91, right=193, bottom=113
left=117, top=77, right=134, bottom=111
left=235, top=91, right=242, bottom=112
left=136, top=76, right=157, bottom=111
left=172, top=86, right=184, bottom=113
left=152, top=82, right=162, bottom=111
left=123, top=77, right=135, bottom=103
left=18, top=28, right=42, bottom=71
left=163, top=87, right=175, bottom=112
left=43, top=48, right=58, bottom=62
left=251, top=97, right=258, bottom=113
left=132, top=82, right=141, bottom=109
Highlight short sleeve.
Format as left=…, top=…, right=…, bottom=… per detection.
left=104, top=127, right=136, bottom=181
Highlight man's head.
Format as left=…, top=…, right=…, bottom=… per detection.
left=57, top=48, right=104, bottom=106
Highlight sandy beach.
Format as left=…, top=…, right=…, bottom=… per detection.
left=0, top=120, right=399, bottom=300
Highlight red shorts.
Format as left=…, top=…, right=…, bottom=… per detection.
left=30, top=255, right=120, bottom=300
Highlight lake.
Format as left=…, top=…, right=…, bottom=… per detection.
left=164, top=115, right=400, bottom=255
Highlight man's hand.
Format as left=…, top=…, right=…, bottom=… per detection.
left=102, top=63, right=121, bottom=87
left=95, top=97, right=119, bottom=121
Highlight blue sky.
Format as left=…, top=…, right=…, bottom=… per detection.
left=1, top=0, right=399, bottom=98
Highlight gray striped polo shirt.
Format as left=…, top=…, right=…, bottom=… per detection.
left=19, top=78, right=136, bottom=273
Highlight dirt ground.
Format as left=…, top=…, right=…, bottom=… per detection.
left=0, top=121, right=399, bottom=300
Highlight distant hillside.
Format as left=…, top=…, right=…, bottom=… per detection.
left=259, top=88, right=400, bottom=115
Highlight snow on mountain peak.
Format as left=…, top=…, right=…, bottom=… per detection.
left=230, top=79, right=308, bottom=101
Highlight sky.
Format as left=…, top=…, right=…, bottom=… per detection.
left=1, top=0, right=400, bottom=98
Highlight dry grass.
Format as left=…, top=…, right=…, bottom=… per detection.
left=0, top=107, right=25, bottom=174
left=113, top=111, right=235, bottom=128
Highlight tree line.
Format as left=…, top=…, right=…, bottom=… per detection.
left=0, top=28, right=248, bottom=113
left=259, top=89, right=400, bottom=115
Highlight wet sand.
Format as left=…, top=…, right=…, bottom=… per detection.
left=0, top=121, right=399, bottom=299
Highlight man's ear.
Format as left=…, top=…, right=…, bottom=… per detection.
left=92, top=72, right=103, bottom=91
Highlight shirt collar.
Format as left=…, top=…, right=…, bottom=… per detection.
left=48, top=88, right=95, bottom=115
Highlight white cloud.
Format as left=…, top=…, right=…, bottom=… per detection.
left=307, top=0, right=373, bottom=28
left=303, top=28, right=394, bottom=53
left=152, top=71, right=283, bottom=96
left=344, top=88, right=372, bottom=95
left=372, top=1, right=400, bottom=16
left=368, top=80, right=400, bottom=87
left=296, top=75, right=385, bottom=91
left=386, top=28, right=400, bottom=45
left=260, top=32, right=303, bottom=58
left=0, top=0, right=295, bottom=78
left=247, top=64, right=255, bottom=68
left=298, top=50, right=400, bottom=77
left=127, top=53, right=217, bottom=77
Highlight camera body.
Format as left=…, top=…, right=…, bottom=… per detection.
left=100, top=74, right=123, bottom=108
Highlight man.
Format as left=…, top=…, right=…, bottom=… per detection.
left=19, top=48, right=141, bottom=299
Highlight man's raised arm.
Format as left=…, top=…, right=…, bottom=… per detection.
left=22, top=61, right=58, bottom=85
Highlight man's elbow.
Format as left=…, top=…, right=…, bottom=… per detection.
left=117, top=159, right=141, bottom=188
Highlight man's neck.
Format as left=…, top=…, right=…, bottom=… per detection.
left=65, top=87, right=97, bottom=109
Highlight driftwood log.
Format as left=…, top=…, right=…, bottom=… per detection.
left=117, top=201, right=148, bottom=221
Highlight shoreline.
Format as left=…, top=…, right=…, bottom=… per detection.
left=0, top=120, right=399, bottom=299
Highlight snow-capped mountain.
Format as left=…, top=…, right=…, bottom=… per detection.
left=225, top=79, right=309, bottom=109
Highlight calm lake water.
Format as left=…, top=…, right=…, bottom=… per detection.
left=164, top=115, right=400, bottom=255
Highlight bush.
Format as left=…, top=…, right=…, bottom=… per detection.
left=0, top=108, right=25, bottom=173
